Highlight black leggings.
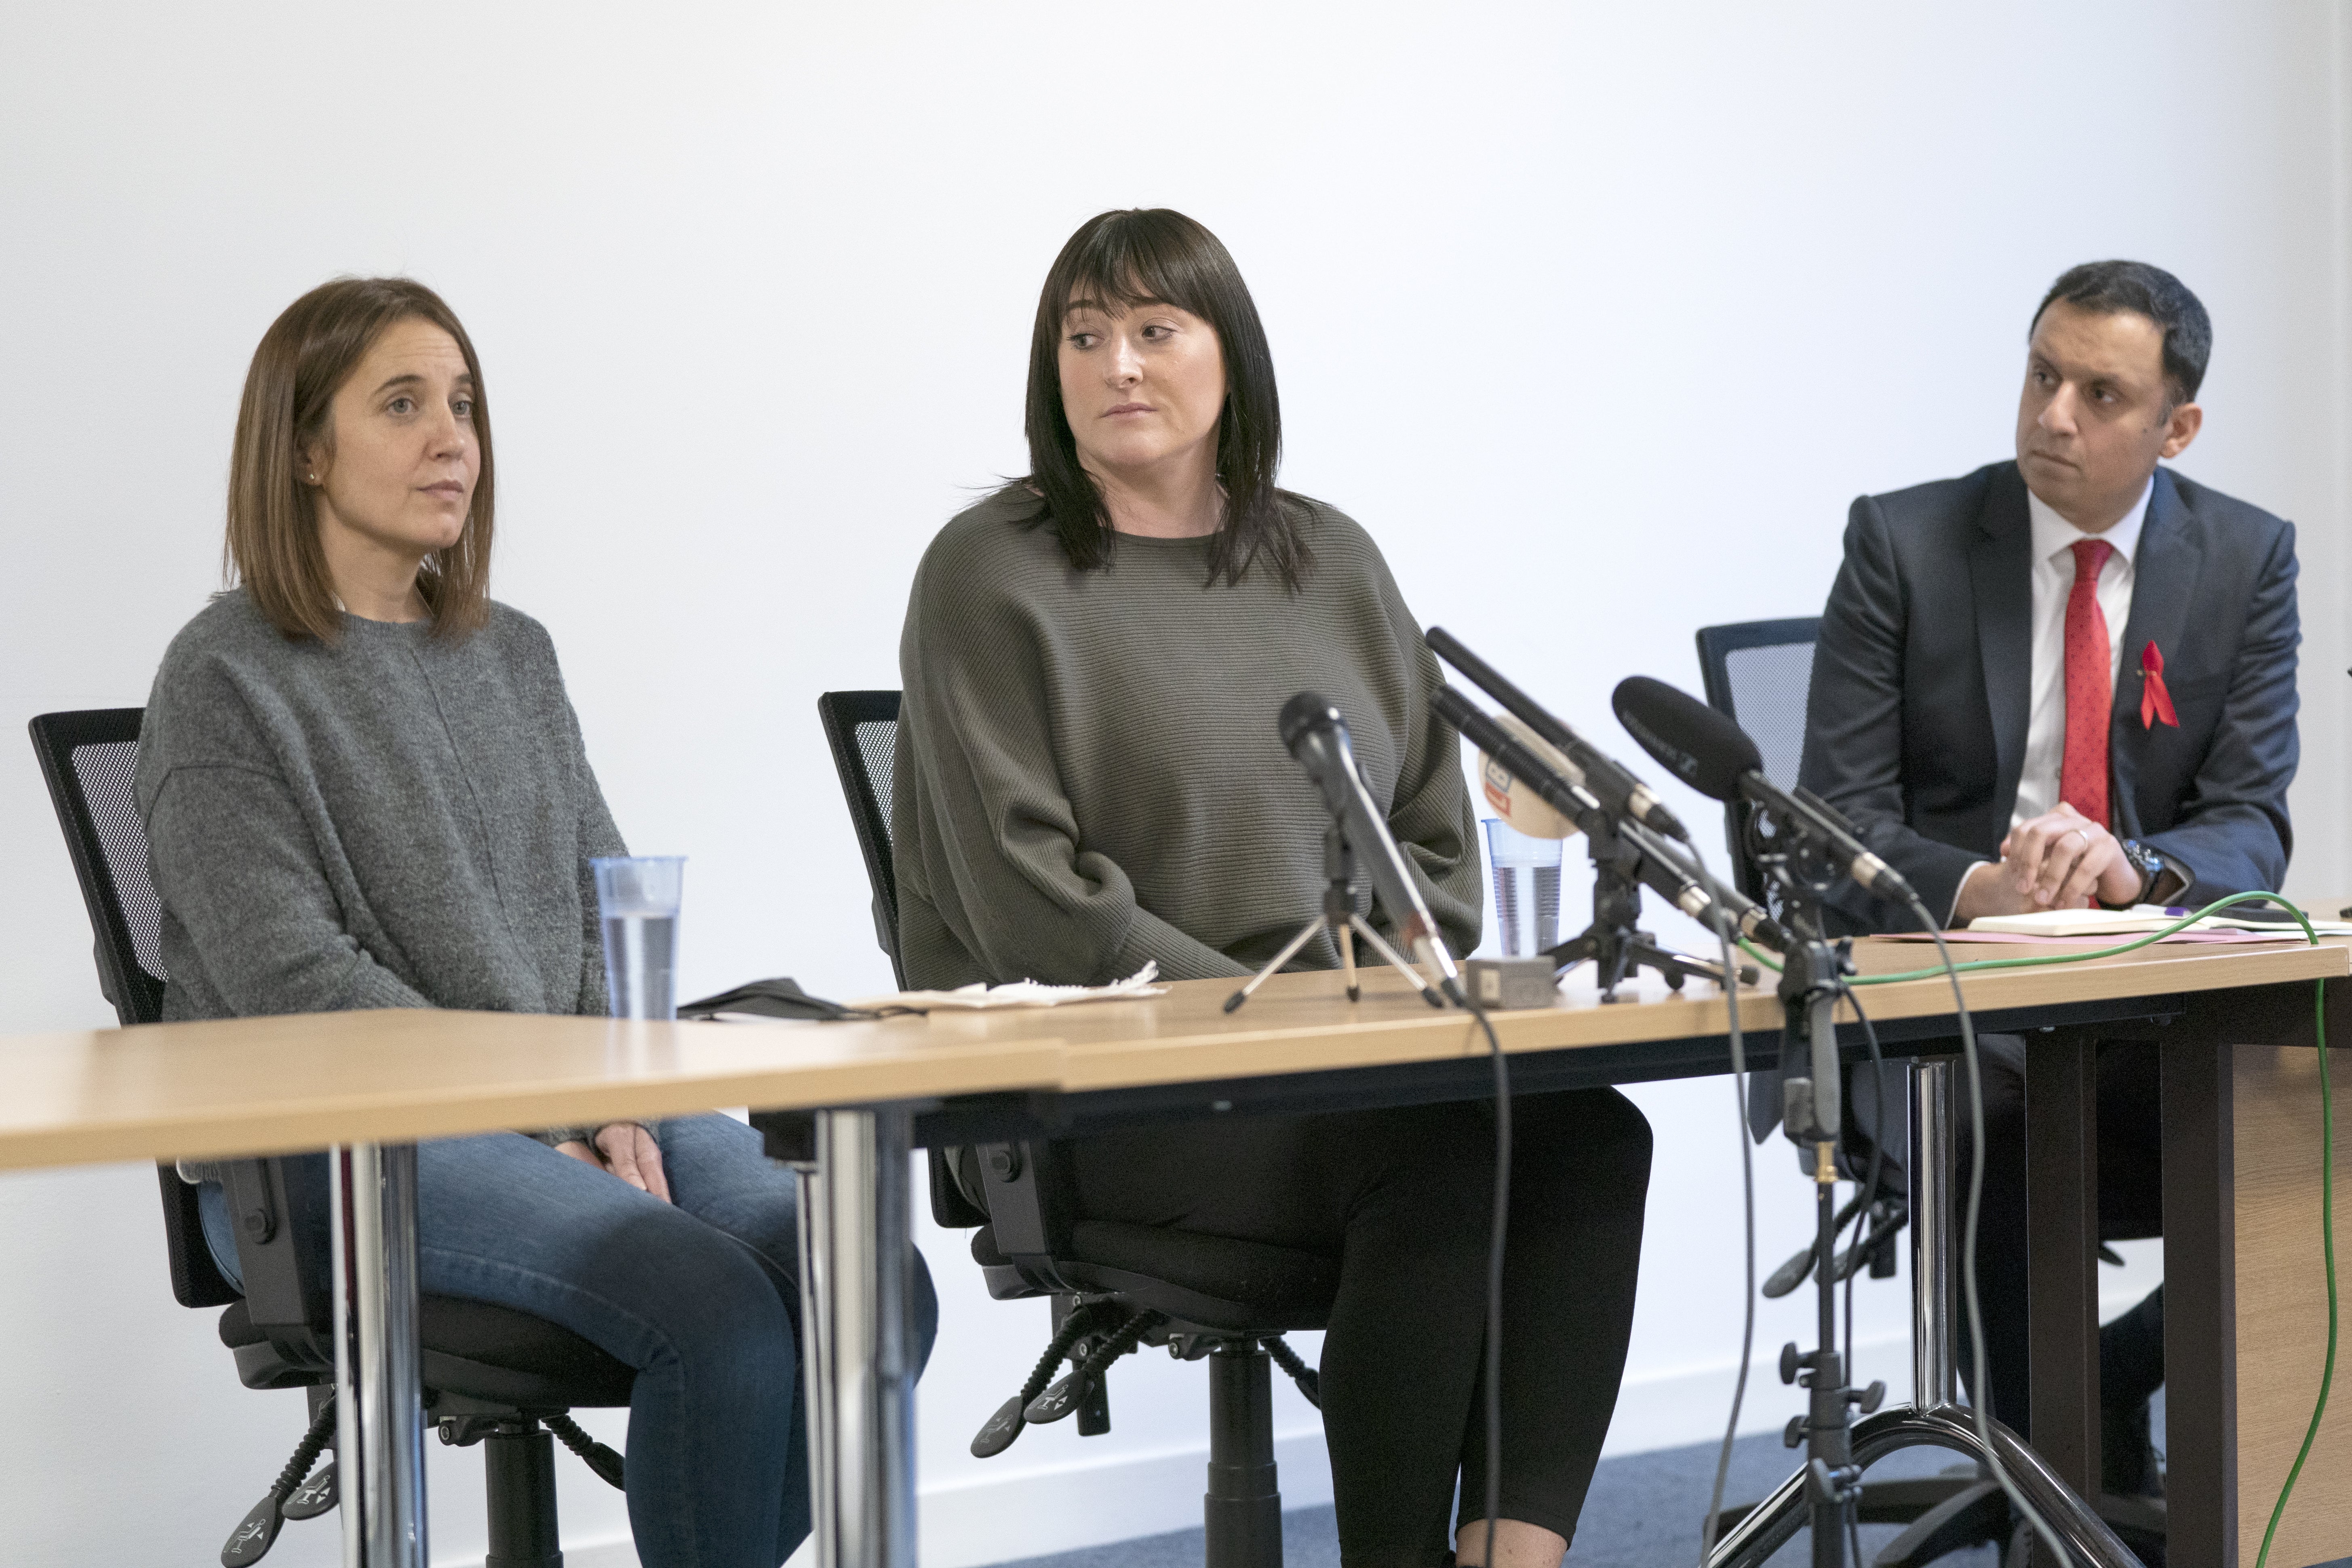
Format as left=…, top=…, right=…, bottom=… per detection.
left=1068, top=1087, right=1652, bottom=1566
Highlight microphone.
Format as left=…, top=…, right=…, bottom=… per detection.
left=1425, top=627, right=1690, bottom=843
left=1608, top=675, right=1916, bottom=907
left=1434, top=686, right=1791, bottom=952
left=1279, top=692, right=1464, bottom=991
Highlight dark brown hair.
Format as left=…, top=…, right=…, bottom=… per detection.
left=1018, top=209, right=1313, bottom=591
left=226, top=276, right=494, bottom=641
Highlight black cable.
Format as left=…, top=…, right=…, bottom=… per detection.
left=1909, top=904, right=2067, bottom=1564
left=1700, top=904, right=1757, bottom=1566
left=1461, top=994, right=1511, bottom=1564
left=1839, top=989, right=1888, bottom=1391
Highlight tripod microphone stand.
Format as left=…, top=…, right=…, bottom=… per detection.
left=1225, top=820, right=1444, bottom=1014
left=1545, top=812, right=1753, bottom=1001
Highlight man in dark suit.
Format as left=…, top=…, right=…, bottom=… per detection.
left=1798, top=260, right=2300, bottom=1499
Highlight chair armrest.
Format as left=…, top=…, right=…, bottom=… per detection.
left=976, top=1141, right=1078, bottom=1269
left=224, top=1155, right=334, bottom=1336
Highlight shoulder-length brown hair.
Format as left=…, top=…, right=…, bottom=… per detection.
left=1018, top=209, right=1313, bottom=592
left=226, top=276, right=494, bottom=641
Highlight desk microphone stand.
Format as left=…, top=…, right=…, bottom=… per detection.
left=1546, top=812, right=1748, bottom=1002
left=1226, top=821, right=1443, bottom=1014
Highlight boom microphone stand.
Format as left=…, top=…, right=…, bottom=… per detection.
left=1225, top=819, right=1443, bottom=1014
left=1747, top=806, right=1879, bottom=1568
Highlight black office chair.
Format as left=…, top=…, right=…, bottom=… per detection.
left=817, top=691, right=1328, bottom=1568
left=30, top=709, right=634, bottom=1568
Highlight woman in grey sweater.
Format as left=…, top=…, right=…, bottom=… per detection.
left=139, top=277, right=933, bottom=1568
left=895, top=210, right=1650, bottom=1568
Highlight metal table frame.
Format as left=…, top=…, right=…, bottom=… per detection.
left=324, top=986, right=2190, bottom=1568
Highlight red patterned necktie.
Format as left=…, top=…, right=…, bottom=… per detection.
left=2060, top=538, right=2116, bottom=826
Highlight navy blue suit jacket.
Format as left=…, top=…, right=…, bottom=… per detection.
left=1797, top=460, right=2299, bottom=934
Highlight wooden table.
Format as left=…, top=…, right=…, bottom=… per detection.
left=3, top=932, right=2344, bottom=1566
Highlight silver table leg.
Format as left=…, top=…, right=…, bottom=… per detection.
left=794, top=1107, right=917, bottom=1568
left=1706, top=1058, right=2143, bottom=1568
left=332, top=1142, right=427, bottom=1568
left=1911, top=1056, right=1958, bottom=1414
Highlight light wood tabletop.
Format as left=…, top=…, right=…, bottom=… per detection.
left=1, top=932, right=2341, bottom=1174
left=1026, top=930, right=2352, bottom=1094
left=0, top=1007, right=1064, bottom=1172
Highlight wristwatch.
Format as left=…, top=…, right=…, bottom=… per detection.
left=2101, top=838, right=2173, bottom=910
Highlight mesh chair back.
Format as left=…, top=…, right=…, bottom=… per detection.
left=27, top=710, right=168, bottom=1026
left=815, top=691, right=991, bottom=1228
left=815, top=691, right=906, bottom=990
left=27, top=709, right=240, bottom=1308
left=1692, top=619, right=1821, bottom=902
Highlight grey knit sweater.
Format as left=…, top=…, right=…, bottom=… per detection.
left=893, top=489, right=1480, bottom=990
left=136, top=591, right=624, bottom=1079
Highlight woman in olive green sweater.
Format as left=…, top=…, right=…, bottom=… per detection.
left=894, top=209, right=1652, bottom=1568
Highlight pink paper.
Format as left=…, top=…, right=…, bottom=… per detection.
left=1875, top=928, right=2289, bottom=946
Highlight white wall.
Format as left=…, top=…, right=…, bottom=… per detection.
left=2, top=3, right=2344, bottom=1564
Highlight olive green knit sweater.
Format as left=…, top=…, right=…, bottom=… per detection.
left=892, top=488, right=1480, bottom=989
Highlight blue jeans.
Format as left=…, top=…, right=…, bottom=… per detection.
left=200, top=1113, right=938, bottom=1568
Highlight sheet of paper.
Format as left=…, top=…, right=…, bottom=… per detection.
left=1963, top=904, right=2352, bottom=938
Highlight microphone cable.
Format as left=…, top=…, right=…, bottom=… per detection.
left=1699, top=903, right=1758, bottom=1566
left=1840, top=988, right=1889, bottom=1568
left=1907, top=904, right=2074, bottom=1567
left=1453, top=983, right=1512, bottom=1566
left=1838, top=988, right=1889, bottom=1418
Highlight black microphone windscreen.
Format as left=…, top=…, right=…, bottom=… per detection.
left=1279, top=691, right=1341, bottom=753
left=1609, top=677, right=1762, bottom=803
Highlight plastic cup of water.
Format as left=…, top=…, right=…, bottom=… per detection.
left=1484, top=820, right=1563, bottom=959
left=591, top=856, right=684, bottom=1020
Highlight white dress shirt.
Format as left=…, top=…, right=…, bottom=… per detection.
left=2011, top=476, right=2152, bottom=824
left=1948, top=474, right=2152, bottom=921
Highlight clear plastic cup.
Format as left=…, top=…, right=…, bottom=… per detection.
left=1484, top=819, right=1563, bottom=958
left=591, top=856, right=685, bottom=1020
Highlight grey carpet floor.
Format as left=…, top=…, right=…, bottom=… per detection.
left=986, top=1392, right=2169, bottom=1568
left=985, top=1435, right=1994, bottom=1568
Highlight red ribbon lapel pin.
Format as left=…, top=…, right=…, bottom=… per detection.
left=2139, top=641, right=2179, bottom=729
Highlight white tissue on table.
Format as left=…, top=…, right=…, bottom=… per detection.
left=850, top=962, right=1166, bottom=1012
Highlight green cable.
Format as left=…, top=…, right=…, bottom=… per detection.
left=1730, top=889, right=2337, bottom=1558
left=1734, top=889, right=2310, bottom=985
left=2257, top=972, right=2337, bottom=1568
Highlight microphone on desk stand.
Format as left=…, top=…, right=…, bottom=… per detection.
left=1433, top=684, right=1772, bottom=998
left=1225, top=693, right=1466, bottom=1015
